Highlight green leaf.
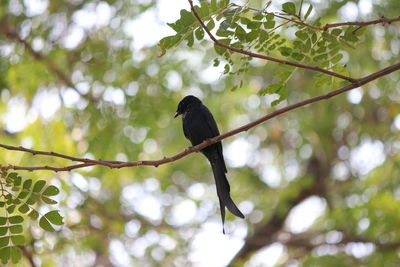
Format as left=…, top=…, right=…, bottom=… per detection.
left=213, top=58, right=220, bottom=67
left=22, top=179, right=32, bottom=190
left=295, top=30, right=308, bottom=41
left=195, top=28, right=204, bottom=40
left=10, top=235, right=25, bottom=246
left=313, top=53, right=328, bottom=62
left=246, top=29, right=260, bottom=42
left=10, top=247, right=22, bottom=264
left=200, top=1, right=209, bottom=17
left=268, top=83, right=284, bottom=94
left=253, top=13, right=263, bottom=20
left=0, top=237, right=9, bottom=248
left=331, top=29, right=342, bottom=36
left=223, top=64, right=230, bottom=74
left=282, top=2, right=296, bottom=15
left=18, top=204, right=29, bottom=214
left=0, top=227, right=7, bottom=236
left=0, top=202, right=4, bottom=207
left=26, top=196, right=36, bottom=205
left=210, top=0, right=217, bottom=11
left=214, top=39, right=230, bottom=55
left=9, top=225, right=22, bottom=234
left=7, top=205, right=15, bottom=214
left=279, top=46, right=292, bottom=56
left=291, top=52, right=305, bottom=61
left=0, top=246, right=10, bottom=264
left=240, top=17, right=251, bottom=25
left=218, top=0, right=229, bottom=9
left=180, top=9, right=195, bottom=26
left=45, top=210, right=64, bottom=225
left=8, top=216, right=23, bottom=224
left=28, top=210, right=39, bottom=220
left=11, top=186, right=20, bottom=192
left=41, top=196, right=58, bottom=205
left=331, top=53, right=343, bottom=64
left=17, top=191, right=29, bottom=199
left=247, top=21, right=262, bottom=30
left=194, top=6, right=204, bottom=18
left=311, top=32, right=317, bottom=43
left=220, top=19, right=231, bottom=30
left=277, top=71, right=292, bottom=81
left=33, top=180, right=46, bottom=193
left=265, top=13, right=274, bottom=21
left=235, top=25, right=246, bottom=41
left=343, top=28, right=358, bottom=42
left=185, top=33, right=194, bottom=47
left=304, top=5, right=313, bottom=19
left=167, top=22, right=183, bottom=33
left=0, top=218, right=6, bottom=226
left=216, top=29, right=233, bottom=37
left=158, top=35, right=182, bottom=53
left=13, top=176, right=21, bottom=186
left=304, top=39, right=311, bottom=51
left=7, top=173, right=17, bottom=180
left=264, top=20, right=275, bottom=29
left=39, top=216, right=55, bottom=232
left=206, top=19, right=215, bottom=31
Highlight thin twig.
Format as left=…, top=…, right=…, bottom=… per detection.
left=188, top=0, right=356, bottom=83
left=231, top=3, right=400, bottom=32
left=323, top=16, right=400, bottom=32
left=1, top=62, right=399, bottom=172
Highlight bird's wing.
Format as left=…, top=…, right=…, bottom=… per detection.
left=200, top=105, right=227, bottom=173
left=200, top=105, right=220, bottom=136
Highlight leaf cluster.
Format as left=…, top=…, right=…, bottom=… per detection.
left=159, top=0, right=364, bottom=105
left=0, top=171, right=64, bottom=264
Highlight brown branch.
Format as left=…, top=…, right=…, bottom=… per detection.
left=0, top=24, right=97, bottom=102
left=188, top=0, right=357, bottom=83
left=3, top=163, right=95, bottom=172
left=236, top=4, right=400, bottom=33
left=1, top=62, right=400, bottom=172
left=323, top=16, right=400, bottom=32
left=0, top=144, right=123, bottom=165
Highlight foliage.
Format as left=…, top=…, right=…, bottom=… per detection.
left=0, top=0, right=400, bottom=266
left=159, top=0, right=358, bottom=104
left=0, top=172, right=63, bottom=264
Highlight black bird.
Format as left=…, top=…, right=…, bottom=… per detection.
left=175, top=95, right=244, bottom=233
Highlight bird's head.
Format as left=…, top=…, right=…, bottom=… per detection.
left=174, top=95, right=202, bottom=118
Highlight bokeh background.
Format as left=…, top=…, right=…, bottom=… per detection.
left=1, top=0, right=400, bottom=266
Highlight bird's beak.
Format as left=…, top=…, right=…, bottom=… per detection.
left=174, top=111, right=180, bottom=118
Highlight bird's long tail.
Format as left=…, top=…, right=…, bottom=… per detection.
left=209, top=155, right=244, bottom=233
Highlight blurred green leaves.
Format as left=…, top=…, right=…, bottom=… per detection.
left=1, top=0, right=400, bottom=266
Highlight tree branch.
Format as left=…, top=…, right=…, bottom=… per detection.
left=188, top=0, right=357, bottom=83
left=323, top=16, right=400, bottom=33
left=1, top=62, right=400, bottom=172
left=235, top=4, right=400, bottom=33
